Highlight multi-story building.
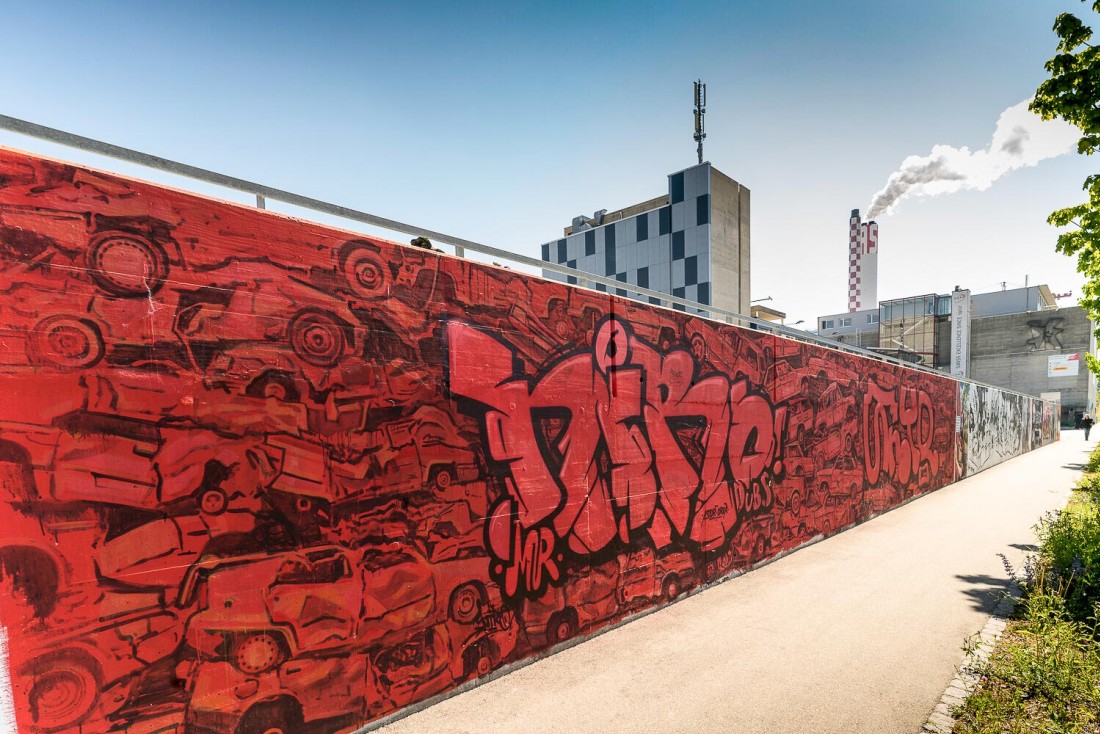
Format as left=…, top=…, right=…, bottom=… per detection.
left=539, top=162, right=750, bottom=315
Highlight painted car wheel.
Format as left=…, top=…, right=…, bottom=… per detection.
left=199, top=489, right=228, bottom=515
left=24, top=654, right=99, bottom=732
left=449, top=583, right=483, bottom=624
left=86, top=232, right=169, bottom=297
left=340, top=242, right=388, bottom=298
left=288, top=311, right=346, bottom=367
left=27, top=317, right=105, bottom=370
left=433, top=467, right=454, bottom=490
left=236, top=702, right=304, bottom=734
left=663, top=576, right=682, bottom=601
left=244, top=371, right=301, bottom=403
left=232, top=634, right=284, bottom=675
left=547, top=611, right=575, bottom=644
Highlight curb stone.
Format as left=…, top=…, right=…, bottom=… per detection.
left=920, top=582, right=1022, bottom=734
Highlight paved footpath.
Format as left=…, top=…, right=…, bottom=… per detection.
left=376, top=436, right=1088, bottom=734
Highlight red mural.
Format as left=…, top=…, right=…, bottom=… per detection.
left=0, top=146, right=968, bottom=734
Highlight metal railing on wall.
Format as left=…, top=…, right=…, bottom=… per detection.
left=0, top=114, right=1053, bottom=404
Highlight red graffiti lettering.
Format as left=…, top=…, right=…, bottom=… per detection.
left=448, top=316, right=784, bottom=597
left=863, top=380, right=940, bottom=488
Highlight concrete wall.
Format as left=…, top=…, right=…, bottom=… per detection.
left=0, top=147, right=1058, bottom=734
left=708, top=165, right=750, bottom=315
left=968, top=306, right=1092, bottom=416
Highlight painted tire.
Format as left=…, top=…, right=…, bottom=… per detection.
left=27, top=316, right=105, bottom=370
left=449, top=583, right=483, bottom=624
left=23, top=653, right=100, bottom=732
left=663, top=575, right=682, bottom=601
left=86, top=232, right=168, bottom=297
left=232, top=633, right=284, bottom=675
left=339, top=242, right=388, bottom=298
left=199, top=488, right=228, bottom=515
left=288, top=311, right=346, bottom=367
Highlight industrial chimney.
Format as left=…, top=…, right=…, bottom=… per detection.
left=848, top=209, right=879, bottom=313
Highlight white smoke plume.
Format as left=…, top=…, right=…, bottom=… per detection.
left=866, top=99, right=1081, bottom=219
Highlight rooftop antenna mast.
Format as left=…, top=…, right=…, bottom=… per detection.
left=693, top=80, right=706, bottom=165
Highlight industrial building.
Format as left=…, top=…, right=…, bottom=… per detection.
left=539, top=162, right=750, bottom=315
left=818, top=284, right=1097, bottom=422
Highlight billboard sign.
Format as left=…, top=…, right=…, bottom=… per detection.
left=1048, top=353, right=1080, bottom=377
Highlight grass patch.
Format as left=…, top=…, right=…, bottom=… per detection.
left=953, top=590, right=1100, bottom=733
left=952, top=444, right=1100, bottom=734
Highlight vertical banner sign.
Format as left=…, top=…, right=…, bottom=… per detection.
left=950, top=289, right=971, bottom=378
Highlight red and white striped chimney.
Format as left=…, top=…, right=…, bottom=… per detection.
left=848, top=209, right=879, bottom=313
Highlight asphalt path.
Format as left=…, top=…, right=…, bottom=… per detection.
left=375, top=434, right=1087, bottom=734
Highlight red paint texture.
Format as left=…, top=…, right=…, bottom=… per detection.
left=0, top=147, right=1051, bottom=733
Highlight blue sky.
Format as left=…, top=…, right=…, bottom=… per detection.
left=0, top=0, right=1093, bottom=326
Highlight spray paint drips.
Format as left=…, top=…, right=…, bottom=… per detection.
left=866, top=98, right=1080, bottom=219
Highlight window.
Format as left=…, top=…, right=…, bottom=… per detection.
left=867, top=313, right=879, bottom=324
left=840, top=317, right=852, bottom=327
left=821, top=319, right=835, bottom=330
left=671, top=172, right=685, bottom=204
left=659, top=206, right=671, bottom=236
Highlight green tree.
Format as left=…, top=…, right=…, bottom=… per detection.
left=1032, top=1, right=1100, bottom=373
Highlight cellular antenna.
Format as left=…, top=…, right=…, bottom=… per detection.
left=693, top=80, right=706, bottom=165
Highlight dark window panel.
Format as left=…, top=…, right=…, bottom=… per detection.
left=672, top=232, right=685, bottom=261
left=557, top=239, right=567, bottom=262
left=541, top=243, right=550, bottom=261
left=697, top=282, right=710, bottom=304
left=605, top=222, right=616, bottom=249
left=636, top=214, right=648, bottom=242
left=659, top=206, right=671, bottom=236
left=637, top=266, right=649, bottom=288
left=585, top=229, right=596, bottom=256
left=684, top=256, right=697, bottom=285
left=671, top=172, right=685, bottom=204
left=697, top=194, right=710, bottom=226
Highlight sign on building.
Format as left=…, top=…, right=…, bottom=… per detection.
left=950, top=289, right=971, bottom=378
left=1047, top=353, right=1081, bottom=377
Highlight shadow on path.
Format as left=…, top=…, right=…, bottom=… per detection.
left=954, top=573, right=1014, bottom=614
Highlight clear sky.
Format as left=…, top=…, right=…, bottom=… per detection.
left=0, top=0, right=1093, bottom=328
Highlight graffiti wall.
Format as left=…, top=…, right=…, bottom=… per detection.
left=957, top=383, right=1059, bottom=477
left=0, top=146, right=1057, bottom=734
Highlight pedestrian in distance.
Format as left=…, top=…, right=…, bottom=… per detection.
left=1083, top=413, right=1094, bottom=440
